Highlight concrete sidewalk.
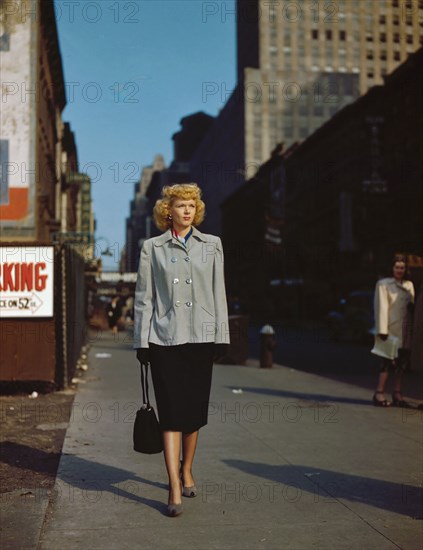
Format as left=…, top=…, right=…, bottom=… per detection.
left=38, top=332, right=422, bottom=550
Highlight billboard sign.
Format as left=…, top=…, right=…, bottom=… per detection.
left=0, top=246, right=54, bottom=318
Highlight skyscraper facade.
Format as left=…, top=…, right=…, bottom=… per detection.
left=191, top=0, right=423, bottom=234
left=238, top=0, right=423, bottom=166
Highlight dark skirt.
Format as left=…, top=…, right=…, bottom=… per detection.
left=149, top=343, right=214, bottom=433
left=379, top=348, right=410, bottom=374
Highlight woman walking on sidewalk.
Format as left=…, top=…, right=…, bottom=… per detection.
left=133, top=183, right=230, bottom=517
left=372, top=254, right=415, bottom=407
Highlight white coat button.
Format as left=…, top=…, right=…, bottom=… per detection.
left=186, top=278, right=192, bottom=284
left=175, top=300, right=181, bottom=307
left=173, top=278, right=179, bottom=284
left=184, top=256, right=190, bottom=262
left=171, top=257, right=177, bottom=263
left=186, top=301, right=193, bottom=307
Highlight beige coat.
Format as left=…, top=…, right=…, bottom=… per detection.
left=374, top=277, right=415, bottom=348
left=133, top=227, right=230, bottom=348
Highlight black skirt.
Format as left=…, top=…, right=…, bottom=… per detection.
left=149, top=343, right=214, bottom=433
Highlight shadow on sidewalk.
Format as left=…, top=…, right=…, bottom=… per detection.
left=229, top=385, right=374, bottom=407
left=223, top=459, right=422, bottom=519
left=1, top=442, right=168, bottom=515
left=228, top=384, right=423, bottom=408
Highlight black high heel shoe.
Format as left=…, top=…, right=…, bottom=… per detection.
left=391, top=391, right=411, bottom=408
left=372, top=391, right=390, bottom=407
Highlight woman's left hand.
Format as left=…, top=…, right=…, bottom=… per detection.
left=136, top=348, right=150, bottom=366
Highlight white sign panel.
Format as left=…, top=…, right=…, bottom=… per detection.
left=0, top=247, right=54, bottom=318
left=96, top=272, right=137, bottom=283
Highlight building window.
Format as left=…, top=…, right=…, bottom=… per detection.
left=380, top=51, right=387, bottom=61
left=312, top=29, right=318, bottom=40
left=339, top=30, right=346, bottom=41
left=380, top=33, right=386, bottom=43
left=394, top=51, right=401, bottom=60
left=326, top=30, right=332, bottom=40
left=393, top=15, right=399, bottom=25
left=366, top=33, right=373, bottom=42
left=314, top=105, right=323, bottom=116
left=300, top=127, right=308, bottom=138
left=367, top=71, right=374, bottom=78
left=406, top=35, right=413, bottom=44
left=0, top=33, right=10, bottom=51
left=392, top=0, right=399, bottom=6
left=0, top=140, right=9, bottom=204
left=393, top=33, right=400, bottom=43
left=379, top=15, right=386, bottom=24
left=366, top=51, right=374, bottom=60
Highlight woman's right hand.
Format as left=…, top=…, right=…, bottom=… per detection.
left=136, top=348, right=150, bottom=365
left=378, top=334, right=388, bottom=341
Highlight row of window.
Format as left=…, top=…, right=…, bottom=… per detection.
left=367, top=50, right=403, bottom=61
left=380, top=14, right=415, bottom=25
left=374, top=33, right=415, bottom=44
left=392, top=0, right=422, bottom=8
left=310, top=29, right=417, bottom=44
left=312, top=30, right=347, bottom=41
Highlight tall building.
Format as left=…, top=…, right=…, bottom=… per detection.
left=0, top=0, right=67, bottom=241
left=0, top=0, right=93, bottom=388
left=221, top=47, right=423, bottom=321
left=172, top=112, right=214, bottom=163
left=238, top=0, right=423, bottom=165
left=190, top=0, right=423, bottom=233
left=125, top=155, right=166, bottom=272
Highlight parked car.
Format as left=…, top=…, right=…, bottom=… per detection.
left=326, top=290, right=375, bottom=344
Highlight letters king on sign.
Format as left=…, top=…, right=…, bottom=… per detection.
left=0, top=247, right=54, bottom=318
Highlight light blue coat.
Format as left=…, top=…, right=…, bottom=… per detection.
left=133, top=227, right=230, bottom=348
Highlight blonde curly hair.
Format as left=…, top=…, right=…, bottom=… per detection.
left=153, top=183, right=206, bottom=231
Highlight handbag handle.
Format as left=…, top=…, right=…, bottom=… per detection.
left=140, top=362, right=151, bottom=409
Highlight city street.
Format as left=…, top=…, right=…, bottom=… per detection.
left=1, top=2, right=422, bottom=549
left=29, top=331, right=423, bottom=550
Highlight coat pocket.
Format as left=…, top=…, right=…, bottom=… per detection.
left=200, top=304, right=215, bottom=317
left=157, top=302, right=173, bottom=320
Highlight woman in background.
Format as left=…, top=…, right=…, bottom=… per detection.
left=373, top=255, right=414, bottom=407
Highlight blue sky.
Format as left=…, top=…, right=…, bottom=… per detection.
left=55, top=0, right=236, bottom=269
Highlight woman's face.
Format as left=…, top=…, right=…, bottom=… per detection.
left=393, top=261, right=406, bottom=280
left=169, top=198, right=196, bottom=231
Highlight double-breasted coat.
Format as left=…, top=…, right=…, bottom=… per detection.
left=374, top=277, right=415, bottom=349
left=133, top=227, right=230, bottom=348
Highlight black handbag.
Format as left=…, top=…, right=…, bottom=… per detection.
left=133, top=362, right=163, bottom=454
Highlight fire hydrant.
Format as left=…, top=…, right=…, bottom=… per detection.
left=260, top=324, right=276, bottom=368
